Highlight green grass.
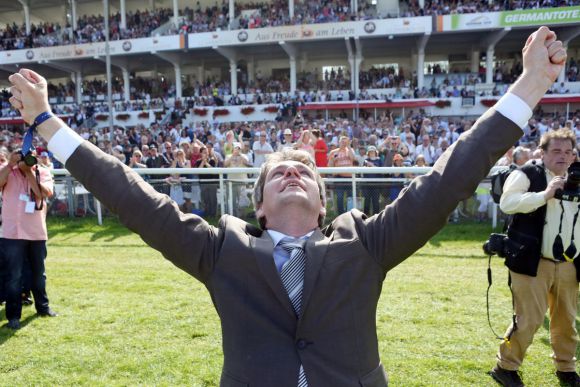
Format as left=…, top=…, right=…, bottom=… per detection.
left=0, top=218, right=577, bottom=386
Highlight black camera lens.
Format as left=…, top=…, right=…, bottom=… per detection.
left=23, top=152, right=37, bottom=167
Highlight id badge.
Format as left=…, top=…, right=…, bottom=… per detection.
left=19, top=194, right=30, bottom=202
left=25, top=201, right=36, bottom=213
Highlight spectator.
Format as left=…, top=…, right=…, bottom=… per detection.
left=194, top=146, right=218, bottom=217
left=294, top=130, right=315, bottom=160
left=362, top=145, right=382, bottom=215
left=145, top=145, right=169, bottom=168
left=0, top=150, right=57, bottom=330
left=129, top=150, right=147, bottom=169
left=414, top=135, right=436, bottom=166
left=328, top=136, right=355, bottom=214
left=278, top=128, right=295, bottom=151
left=311, top=129, right=328, bottom=168
left=252, top=131, right=274, bottom=168
left=224, top=143, right=252, bottom=216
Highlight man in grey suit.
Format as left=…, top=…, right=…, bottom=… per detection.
left=7, top=27, right=567, bottom=386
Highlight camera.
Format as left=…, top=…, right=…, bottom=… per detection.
left=554, top=161, right=580, bottom=202
left=19, top=150, right=37, bottom=167
left=483, top=233, right=509, bottom=257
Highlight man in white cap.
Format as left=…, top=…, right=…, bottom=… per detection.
left=278, top=128, right=295, bottom=152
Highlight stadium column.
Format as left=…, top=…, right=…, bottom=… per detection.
left=415, top=33, right=430, bottom=90
left=122, top=69, right=130, bottom=101
left=75, top=72, right=83, bottom=105
left=230, top=60, right=238, bottom=95
left=482, top=28, right=509, bottom=85
left=172, top=0, right=179, bottom=27
left=289, top=0, right=294, bottom=20
left=197, top=65, right=205, bottom=85
left=280, top=42, right=299, bottom=93
left=470, top=49, right=479, bottom=74
left=214, top=47, right=239, bottom=96
left=345, top=38, right=358, bottom=93
left=120, top=0, right=126, bottom=30
left=70, top=0, right=77, bottom=30
left=229, top=0, right=235, bottom=28
left=155, top=52, right=184, bottom=98
left=247, top=58, right=255, bottom=83
left=20, top=0, right=31, bottom=35
left=175, top=65, right=183, bottom=99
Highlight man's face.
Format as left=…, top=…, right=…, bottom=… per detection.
left=256, top=161, right=325, bottom=228
left=542, top=139, right=575, bottom=176
left=339, top=137, right=349, bottom=148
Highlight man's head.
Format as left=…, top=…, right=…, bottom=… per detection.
left=283, top=128, right=293, bottom=142
left=513, top=146, right=530, bottom=166
left=339, top=136, right=350, bottom=149
left=253, top=150, right=326, bottom=230
left=540, top=129, right=576, bottom=175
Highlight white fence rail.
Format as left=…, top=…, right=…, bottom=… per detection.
left=51, top=166, right=502, bottom=227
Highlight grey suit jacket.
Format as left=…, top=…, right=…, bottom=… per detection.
left=65, top=109, right=521, bottom=386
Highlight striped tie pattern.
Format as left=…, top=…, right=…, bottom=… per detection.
left=278, top=238, right=308, bottom=387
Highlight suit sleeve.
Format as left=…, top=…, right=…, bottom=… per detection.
left=65, top=141, right=222, bottom=283
left=357, top=108, right=523, bottom=272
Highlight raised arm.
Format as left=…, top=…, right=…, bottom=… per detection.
left=8, top=69, right=222, bottom=283
left=358, top=26, right=567, bottom=272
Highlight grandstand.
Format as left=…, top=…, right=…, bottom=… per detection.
left=0, top=1, right=578, bottom=134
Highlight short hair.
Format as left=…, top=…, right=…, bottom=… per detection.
left=252, top=150, right=326, bottom=229
left=539, top=129, right=576, bottom=151
left=512, top=146, right=529, bottom=164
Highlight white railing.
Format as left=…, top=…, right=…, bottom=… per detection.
left=51, top=166, right=503, bottom=227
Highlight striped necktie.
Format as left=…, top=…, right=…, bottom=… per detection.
left=278, top=237, right=308, bottom=387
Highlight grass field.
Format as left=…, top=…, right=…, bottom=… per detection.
left=0, top=218, right=577, bottom=386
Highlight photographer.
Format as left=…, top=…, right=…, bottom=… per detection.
left=490, top=129, right=580, bottom=387
left=0, top=150, right=57, bottom=330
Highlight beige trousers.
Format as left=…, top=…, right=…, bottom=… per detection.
left=497, top=259, right=578, bottom=372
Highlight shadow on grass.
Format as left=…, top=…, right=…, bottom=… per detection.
left=0, top=309, right=39, bottom=345
left=47, top=217, right=134, bottom=243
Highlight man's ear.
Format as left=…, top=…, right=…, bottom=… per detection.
left=319, top=205, right=326, bottom=219
left=255, top=204, right=264, bottom=220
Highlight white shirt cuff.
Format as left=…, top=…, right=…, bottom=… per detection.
left=493, top=93, right=533, bottom=129
left=47, top=127, right=85, bottom=164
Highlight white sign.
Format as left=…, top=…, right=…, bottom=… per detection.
left=190, top=17, right=431, bottom=48
left=0, top=35, right=184, bottom=65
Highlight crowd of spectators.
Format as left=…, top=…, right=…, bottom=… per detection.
left=2, top=0, right=578, bottom=51
left=0, top=97, right=579, bottom=216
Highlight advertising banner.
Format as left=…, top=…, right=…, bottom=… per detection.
left=0, top=35, right=185, bottom=65
left=437, top=6, right=580, bottom=31
left=189, top=17, right=431, bottom=48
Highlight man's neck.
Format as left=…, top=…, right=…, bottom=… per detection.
left=266, top=213, right=318, bottom=237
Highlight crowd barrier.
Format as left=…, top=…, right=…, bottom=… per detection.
left=50, top=166, right=504, bottom=227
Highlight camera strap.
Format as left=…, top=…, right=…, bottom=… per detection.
left=28, top=168, right=44, bottom=211
left=552, top=201, right=580, bottom=262
left=486, top=254, right=517, bottom=344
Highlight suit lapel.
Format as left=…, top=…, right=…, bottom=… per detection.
left=252, top=233, right=296, bottom=318
left=300, top=229, right=330, bottom=319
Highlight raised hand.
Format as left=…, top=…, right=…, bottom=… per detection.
left=522, top=26, right=567, bottom=90
left=511, top=26, right=567, bottom=108
left=8, top=69, right=52, bottom=125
